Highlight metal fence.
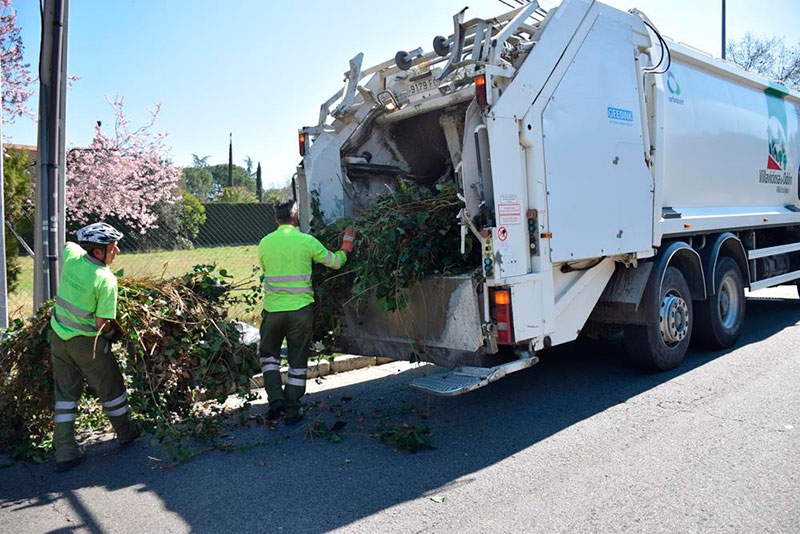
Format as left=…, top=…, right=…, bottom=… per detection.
left=5, top=203, right=277, bottom=324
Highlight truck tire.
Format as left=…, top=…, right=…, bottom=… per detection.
left=692, top=257, right=745, bottom=349
left=624, top=266, right=693, bottom=371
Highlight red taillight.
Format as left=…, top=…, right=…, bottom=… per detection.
left=298, top=132, right=307, bottom=156
left=475, top=74, right=488, bottom=107
left=493, top=288, right=513, bottom=344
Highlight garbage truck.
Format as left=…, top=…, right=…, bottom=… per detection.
left=295, top=0, right=800, bottom=395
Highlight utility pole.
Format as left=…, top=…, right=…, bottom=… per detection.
left=721, top=0, right=726, bottom=59
left=34, top=0, right=69, bottom=308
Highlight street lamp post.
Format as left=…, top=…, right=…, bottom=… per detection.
left=721, top=0, right=727, bottom=59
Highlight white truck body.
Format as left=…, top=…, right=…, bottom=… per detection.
left=297, top=0, right=800, bottom=394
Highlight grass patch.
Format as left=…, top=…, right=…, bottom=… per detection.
left=7, top=245, right=262, bottom=324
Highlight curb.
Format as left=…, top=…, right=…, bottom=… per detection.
left=249, top=355, right=396, bottom=389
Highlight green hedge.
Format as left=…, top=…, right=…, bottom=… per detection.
left=195, top=203, right=276, bottom=247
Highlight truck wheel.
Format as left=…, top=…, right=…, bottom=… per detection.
left=624, top=266, right=693, bottom=371
left=693, top=257, right=745, bottom=349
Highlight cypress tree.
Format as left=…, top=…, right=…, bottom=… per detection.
left=256, top=162, right=263, bottom=202
left=227, top=133, right=233, bottom=187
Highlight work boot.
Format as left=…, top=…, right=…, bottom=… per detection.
left=266, top=400, right=285, bottom=423
left=118, top=427, right=141, bottom=446
left=55, top=454, right=84, bottom=473
left=284, top=408, right=304, bottom=427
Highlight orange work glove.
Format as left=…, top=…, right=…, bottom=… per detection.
left=341, top=226, right=355, bottom=254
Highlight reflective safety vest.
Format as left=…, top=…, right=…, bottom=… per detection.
left=50, top=242, right=118, bottom=340
left=258, top=224, right=347, bottom=312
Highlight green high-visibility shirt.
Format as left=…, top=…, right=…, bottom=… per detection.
left=258, top=224, right=347, bottom=312
left=50, top=242, right=118, bottom=340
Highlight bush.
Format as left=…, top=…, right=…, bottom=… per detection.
left=3, top=147, right=34, bottom=292
left=181, top=191, right=206, bottom=240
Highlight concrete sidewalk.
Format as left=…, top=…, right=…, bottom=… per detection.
left=249, top=354, right=397, bottom=389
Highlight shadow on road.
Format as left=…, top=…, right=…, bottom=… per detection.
left=1, top=296, right=797, bottom=532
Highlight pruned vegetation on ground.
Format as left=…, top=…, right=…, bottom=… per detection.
left=0, top=265, right=259, bottom=462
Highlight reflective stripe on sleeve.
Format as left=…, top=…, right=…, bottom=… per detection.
left=262, top=364, right=281, bottom=372
left=56, top=296, right=94, bottom=319
left=105, top=405, right=129, bottom=417
left=102, top=391, right=127, bottom=408
left=55, top=413, right=76, bottom=423
left=318, top=251, right=342, bottom=269
left=55, top=400, right=78, bottom=410
left=260, top=356, right=281, bottom=365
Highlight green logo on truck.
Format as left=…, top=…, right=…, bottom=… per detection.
left=667, top=71, right=684, bottom=105
left=760, top=86, right=793, bottom=194
left=765, top=88, right=788, bottom=171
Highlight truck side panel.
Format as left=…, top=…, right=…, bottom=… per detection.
left=660, top=57, right=800, bottom=211
left=542, top=14, right=654, bottom=262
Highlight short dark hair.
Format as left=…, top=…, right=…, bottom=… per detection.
left=79, top=242, right=106, bottom=253
left=274, top=199, right=297, bottom=223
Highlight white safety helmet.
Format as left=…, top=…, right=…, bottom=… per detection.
left=76, top=222, right=124, bottom=244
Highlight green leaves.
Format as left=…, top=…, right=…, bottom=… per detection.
left=370, top=423, right=435, bottom=453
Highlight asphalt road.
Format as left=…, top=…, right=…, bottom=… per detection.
left=1, top=287, right=798, bottom=533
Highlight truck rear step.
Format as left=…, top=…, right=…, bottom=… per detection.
left=410, top=353, right=539, bottom=396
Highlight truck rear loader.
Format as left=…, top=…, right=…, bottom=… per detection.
left=296, top=0, right=800, bottom=395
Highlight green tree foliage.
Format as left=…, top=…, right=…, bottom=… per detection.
left=263, top=179, right=292, bottom=204
left=207, top=163, right=254, bottom=196
left=109, top=193, right=206, bottom=251
left=3, top=147, right=34, bottom=292
left=182, top=166, right=214, bottom=201
left=218, top=186, right=257, bottom=204
left=191, top=154, right=211, bottom=167
left=181, top=190, right=206, bottom=239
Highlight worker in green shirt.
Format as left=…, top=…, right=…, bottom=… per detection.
left=258, top=200, right=355, bottom=426
left=49, top=222, right=139, bottom=472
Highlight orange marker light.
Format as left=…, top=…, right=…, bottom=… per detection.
left=475, top=74, right=488, bottom=107
left=494, top=289, right=511, bottom=305
left=298, top=133, right=307, bottom=156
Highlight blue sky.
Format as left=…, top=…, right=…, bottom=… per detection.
left=6, top=0, right=800, bottom=189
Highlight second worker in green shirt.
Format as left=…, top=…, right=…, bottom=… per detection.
left=258, top=199, right=355, bottom=426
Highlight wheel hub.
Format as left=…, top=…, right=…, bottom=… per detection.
left=660, top=293, right=689, bottom=346
left=718, top=276, right=740, bottom=330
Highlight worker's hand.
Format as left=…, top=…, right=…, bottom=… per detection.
left=102, top=320, right=124, bottom=343
left=341, top=226, right=355, bottom=255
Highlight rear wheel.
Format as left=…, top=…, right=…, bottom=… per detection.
left=624, top=266, right=693, bottom=371
left=693, top=257, right=746, bottom=349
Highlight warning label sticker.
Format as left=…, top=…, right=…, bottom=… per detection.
left=497, top=193, right=521, bottom=225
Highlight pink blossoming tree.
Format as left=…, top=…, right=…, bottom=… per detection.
left=66, top=96, right=182, bottom=231
left=1, top=0, right=33, bottom=124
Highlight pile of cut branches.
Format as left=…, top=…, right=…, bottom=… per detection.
left=310, top=180, right=480, bottom=351
left=0, top=265, right=259, bottom=462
